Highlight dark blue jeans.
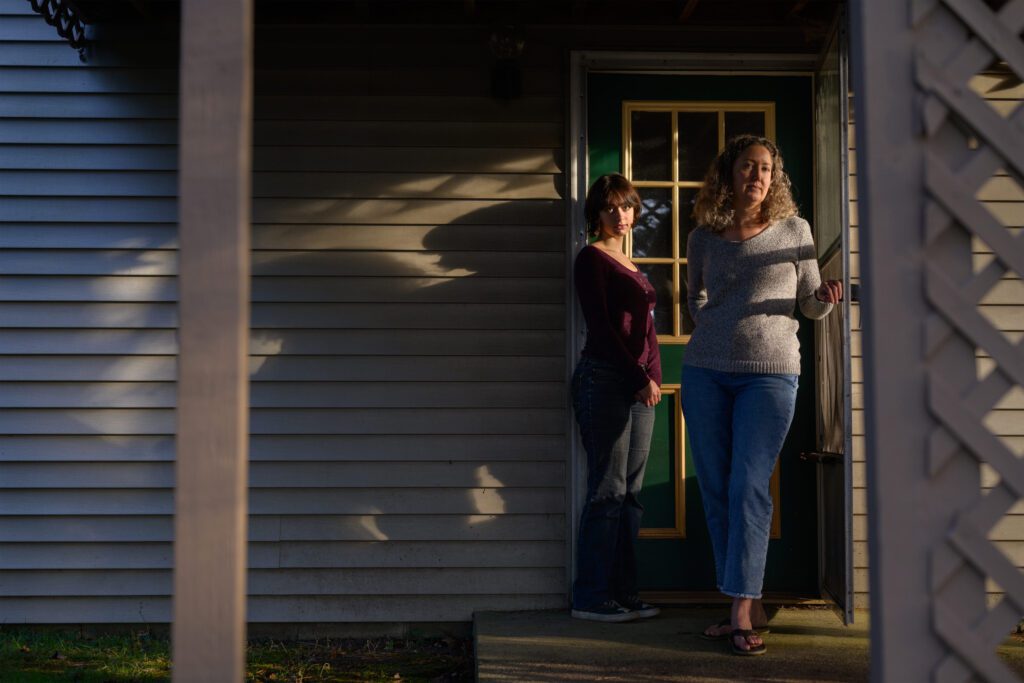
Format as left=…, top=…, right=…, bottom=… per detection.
left=680, top=365, right=799, bottom=599
left=571, top=356, right=655, bottom=609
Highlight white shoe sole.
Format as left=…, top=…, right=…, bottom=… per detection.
left=570, top=608, right=639, bottom=623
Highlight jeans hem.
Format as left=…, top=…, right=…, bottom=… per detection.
left=720, top=588, right=762, bottom=600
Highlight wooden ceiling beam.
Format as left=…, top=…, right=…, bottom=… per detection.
left=679, top=0, right=701, bottom=23
left=788, top=0, right=811, bottom=16
left=128, top=0, right=152, bottom=19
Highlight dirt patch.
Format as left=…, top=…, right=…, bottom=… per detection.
left=246, top=636, right=474, bottom=682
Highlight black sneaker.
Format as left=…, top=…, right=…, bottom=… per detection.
left=617, top=595, right=660, bottom=619
left=570, top=600, right=638, bottom=623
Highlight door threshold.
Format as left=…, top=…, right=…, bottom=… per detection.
left=640, top=591, right=829, bottom=606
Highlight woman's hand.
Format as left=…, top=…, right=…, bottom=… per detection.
left=815, top=279, right=843, bottom=304
left=635, top=380, right=662, bottom=407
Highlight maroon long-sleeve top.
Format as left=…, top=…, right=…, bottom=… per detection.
left=574, top=245, right=662, bottom=394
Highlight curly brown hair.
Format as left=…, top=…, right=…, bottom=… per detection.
left=691, top=135, right=798, bottom=232
left=584, top=173, right=643, bottom=237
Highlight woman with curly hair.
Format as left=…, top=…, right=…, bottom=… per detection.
left=570, top=173, right=662, bottom=623
left=681, top=136, right=842, bottom=655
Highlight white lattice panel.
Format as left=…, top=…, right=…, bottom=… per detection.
left=917, top=0, right=1024, bottom=680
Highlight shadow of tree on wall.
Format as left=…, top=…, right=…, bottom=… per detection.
left=240, top=175, right=571, bottom=617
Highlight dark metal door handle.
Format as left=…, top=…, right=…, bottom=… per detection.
left=800, top=451, right=845, bottom=464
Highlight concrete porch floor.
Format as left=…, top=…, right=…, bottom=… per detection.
left=474, top=607, right=1024, bottom=682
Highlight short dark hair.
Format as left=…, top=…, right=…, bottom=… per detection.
left=583, top=173, right=643, bottom=236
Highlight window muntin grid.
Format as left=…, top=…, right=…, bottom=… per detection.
left=623, top=101, right=776, bottom=341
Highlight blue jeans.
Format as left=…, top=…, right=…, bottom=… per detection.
left=680, top=365, right=798, bottom=599
left=571, top=356, right=655, bottom=609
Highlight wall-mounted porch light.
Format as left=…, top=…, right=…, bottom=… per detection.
left=489, top=25, right=525, bottom=100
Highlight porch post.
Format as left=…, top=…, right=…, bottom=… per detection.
left=852, top=0, right=1024, bottom=680
left=173, top=0, right=253, bottom=681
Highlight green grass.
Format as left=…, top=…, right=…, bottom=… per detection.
left=0, top=630, right=473, bottom=682
left=0, top=630, right=169, bottom=682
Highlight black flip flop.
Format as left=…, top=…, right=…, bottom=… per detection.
left=730, top=629, right=767, bottom=656
left=700, top=619, right=770, bottom=640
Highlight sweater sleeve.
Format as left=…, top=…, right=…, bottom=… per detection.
left=795, top=219, right=834, bottom=320
left=686, top=229, right=708, bottom=322
left=574, top=247, right=655, bottom=393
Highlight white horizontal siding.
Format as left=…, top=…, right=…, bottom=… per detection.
left=2, top=488, right=564, bottom=516
left=0, top=223, right=562, bottom=250
left=0, top=197, right=563, bottom=223
left=0, top=65, right=561, bottom=97
left=0, top=434, right=567, bottom=461
left=0, top=302, right=567, bottom=328
left=0, top=171, right=564, bottom=199
left=0, top=461, right=566, bottom=487
left=0, top=514, right=565, bottom=542
left=0, top=567, right=566, bottom=596
left=0, top=356, right=565, bottom=381
left=0, top=541, right=565, bottom=569
left=0, top=594, right=565, bottom=624
left=0, top=408, right=566, bottom=434
left=0, top=120, right=563, bottom=146
left=0, top=382, right=568, bottom=409
left=0, top=146, right=563, bottom=173
left=0, top=94, right=562, bottom=121
left=0, top=330, right=564, bottom=356
left=0, top=277, right=564, bottom=303
left=0, top=8, right=569, bottom=624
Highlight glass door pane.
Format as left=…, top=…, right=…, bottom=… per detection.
left=636, top=263, right=675, bottom=336
left=677, top=112, right=718, bottom=181
left=630, top=111, right=672, bottom=180
left=633, top=188, right=673, bottom=258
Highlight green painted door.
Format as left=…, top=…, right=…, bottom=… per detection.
left=587, top=73, right=820, bottom=595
